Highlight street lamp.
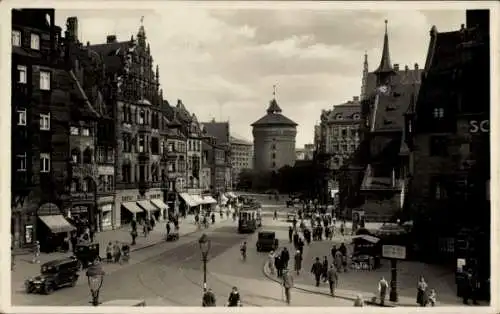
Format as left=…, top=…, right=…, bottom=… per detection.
left=198, top=233, right=211, bottom=289
left=86, top=262, right=105, bottom=306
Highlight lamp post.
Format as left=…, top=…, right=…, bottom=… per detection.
left=86, top=262, right=105, bottom=306
left=198, top=233, right=211, bottom=289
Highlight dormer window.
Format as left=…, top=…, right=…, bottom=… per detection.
left=353, top=114, right=360, bottom=120
left=433, top=107, right=444, bottom=119
left=335, top=114, right=343, bottom=120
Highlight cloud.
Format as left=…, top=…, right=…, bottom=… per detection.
left=55, top=7, right=465, bottom=146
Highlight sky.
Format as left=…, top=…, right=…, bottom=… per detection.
left=55, top=5, right=466, bottom=147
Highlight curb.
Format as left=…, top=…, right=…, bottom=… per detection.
left=261, top=253, right=396, bottom=307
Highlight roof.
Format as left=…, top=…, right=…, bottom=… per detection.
left=364, top=69, right=423, bottom=98
left=230, top=135, right=252, bottom=146
left=251, top=113, right=298, bottom=127
left=201, top=121, right=230, bottom=145
left=374, top=20, right=395, bottom=75
left=322, top=99, right=361, bottom=122
left=266, top=98, right=282, bottom=114
left=88, top=41, right=131, bottom=74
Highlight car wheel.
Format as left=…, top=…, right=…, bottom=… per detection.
left=44, top=284, right=54, bottom=295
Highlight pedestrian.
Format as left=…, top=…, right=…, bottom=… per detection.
left=462, top=269, right=479, bottom=305
left=32, top=241, right=40, bottom=264
left=304, top=228, right=311, bottom=245
left=416, top=276, right=428, bottom=306
left=143, top=222, right=148, bottom=237
left=340, top=222, right=345, bottom=237
left=282, top=268, right=294, bottom=305
left=322, top=256, right=329, bottom=282
left=131, top=228, right=138, bottom=245
left=293, top=232, right=299, bottom=249
left=195, top=214, right=199, bottom=226
left=202, top=287, right=216, bottom=306
left=353, top=294, right=364, bottom=307
left=428, top=288, right=437, bottom=306
left=334, top=250, right=343, bottom=272
left=281, top=247, right=290, bottom=269
left=292, top=217, right=297, bottom=230
left=150, top=216, right=156, bottom=229
left=166, top=221, right=171, bottom=236
left=131, top=219, right=137, bottom=232
left=113, top=241, right=121, bottom=263
left=220, top=209, right=223, bottom=219
left=378, top=276, right=389, bottom=306
left=211, top=212, right=215, bottom=224
left=311, top=257, right=323, bottom=287
left=339, top=242, right=348, bottom=271
left=275, top=254, right=282, bottom=277
left=227, top=286, right=241, bottom=307
left=297, top=237, right=304, bottom=256
left=273, top=209, right=278, bottom=220
left=294, top=250, right=302, bottom=275
left=288, top=226, right=293, bottom=243
left=268, top=250, right=275, bottom=275
left=70, top=233, right=77, bottom=253
left=106, top=242, right=113, bottom=263
left=327, top=265, right=338, bottom=296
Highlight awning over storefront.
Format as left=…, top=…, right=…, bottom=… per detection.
left=202, top=196, right=217, bottom=205
left=39, top=215, right=76, bottom=234
left=190, top=194, right=204, bottom=206
left=179, top=193, right=199, bottom=207
left=225, top=192, right=237, bottom=198
left=137, top=200, right=158, bottom=212
left=122, top=201, right=144, bottom=214
left=151, top=199, right=168, bottom=210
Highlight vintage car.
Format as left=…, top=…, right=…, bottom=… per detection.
left=74, top=242, right=101, bottom=269
left=25, top=257, right=79, bottom=294
left=256, top=231, right=279, bottom=252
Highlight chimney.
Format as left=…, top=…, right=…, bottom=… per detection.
left=393, top=64, right=399, bottom=71
left=106, top=35, right=117, bottom=43
left=414, top=63, right=419, bottom=70
left=66, top=17, right=78, bottom=43
left=353, top=96, right=359, bottom=102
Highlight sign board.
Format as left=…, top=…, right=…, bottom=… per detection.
left=382, top=245, right=406, bottom=260
left=457, top=258, right=466, bottom=273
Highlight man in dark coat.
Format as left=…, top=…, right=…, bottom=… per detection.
left=462, top=269, right=480, bottom=305
left=304, top=228, right=311, bottom=245
left=294, top=250, right=302, bottom=275
left=275, top=254, right=282, bottom=277
left=202, top=288, right=216, bottom=306
left=321, top=256, right=329, bottom=282
left=293, top=232, right=299, bottom=249
left=327, top=265, right=339, bottom=296
left=288, top=226, right=293, bottom=243
left=310, top=257, right=323, bottom=287
left=297, top=237, right=304, bottom=256
left=281, top=247, right=290, bottom=269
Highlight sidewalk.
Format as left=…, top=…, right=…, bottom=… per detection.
left=11, top=214, right=230, bottom=289
left=262, top=234, right=461, bottom=307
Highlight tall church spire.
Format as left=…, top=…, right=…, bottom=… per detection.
left=137, top=16, right=146, bottom=48
left=374, top=20, right=395, bottom=85
left=361, top=51, right=369, bottom=99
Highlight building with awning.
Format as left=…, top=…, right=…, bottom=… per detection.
left=202, top=196, right=217, bottom=204
left=38, top=215, right=76, bottom=234
left=137, top=200, right=159, bottom=219
left=122, top=201, right=144, bottom=215
left=179, top=193, right=199, bottom=207
left=151, top=198, right=168, bottom=210
left=190, top=194, right=204, bottom=207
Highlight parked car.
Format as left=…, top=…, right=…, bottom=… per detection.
left=256, top=231, right=279, bottom=252
left=25, top=257, right=80, bottom=295
left=74, top=242, right=101, bottom=269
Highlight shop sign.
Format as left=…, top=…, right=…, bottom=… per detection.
left=469, top=120, right=489, bottom=133
left=382, top=245, right=406, bottom=260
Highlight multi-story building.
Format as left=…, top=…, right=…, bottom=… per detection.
left=229, top=135, right=253, bottom=187
left=251, top=96, right=297, bottom=172
left=88, top=22, right=165, bottom=226
left=340, top=20, right=423, bottom=220
left=202, top=136, right=230, bottom=195
left=295, top=144, right=315, bottom=161
left=161, top=102, right=187, bottom=216
left=404, top=10, right=490, bottom=269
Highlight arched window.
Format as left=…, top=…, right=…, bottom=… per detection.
left=139, top=109, right=145, bottom=125
left=83, top=147, right=93, bottom=164
left=71, top=148, right=81, bottom=163
left=83, top=177, right=94, bottom=192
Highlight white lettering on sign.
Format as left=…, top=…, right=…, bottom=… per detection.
left=469, top=120, right=489, bottom=133
left=382, top=245, right=407, bottom=259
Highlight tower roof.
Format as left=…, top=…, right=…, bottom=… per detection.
left=266, top=98, right=282, bottom=114
left=374, top=20, right=395, bottom=75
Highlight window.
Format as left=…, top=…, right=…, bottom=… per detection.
left=341, top=129, right=347, bottom=137
left=123, top=133, right=131, bottom=152
left=12, top=30, right=21, bottom=47
left=139, top=110, right=145, bottom=125
left=83, top=147, right=93, bottom=164
left=433, top=107, right=445, bottom=119
left=30, top=33, right=40, bottom=50
left=138, top=135, right=145, bottom=153
left=429, top=136, right=448, bottom=156
left=70, top=126, right=79, bottom=135
left=151, top=137, right=160, bottom=155
left=431, top=177, right=447, bottom=200
left=272, top=153, right=276, bottom=159
left=351, top=129, right=357, bottom=137
left=272, top=162, right=276, bottom=168
left=271, top=144, right=276, bottom=150
left=71, top=179, right=78, bottom=192
left=353, top=114, right=360, bottom=120
left=336, top=114, right=343, bottom=120
left=40, top=153, right=50, bottom=172
left=82, top=179, right=88, bottom=192
left=40, top=113, right=50, bottom=130
left=122, top=165, right=131, bottom=182
left=168, top=142, right=175, bottom=152
left=350, top=144, right=356, bottom=151
left=16, top=153, right=27, bottom=171
left=107, top=175, right=114, bottom=190
left=17, top=65, right=27, bottom=84
left=71, top=148, right=80, bottom=163
left=81, top=128, right=90, bottom=136
left=17, top=109, right=26, bottom=126
left=98, top=175, right=105, bottom=192
left=40, top=71, right=51, bottom=90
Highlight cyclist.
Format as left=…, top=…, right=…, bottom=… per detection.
left=240, top=241, right=247, bottom=261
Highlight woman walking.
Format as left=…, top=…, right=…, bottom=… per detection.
left=416, top=276, right=428, bottom=306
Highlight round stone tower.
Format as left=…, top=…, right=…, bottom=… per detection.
left=251, top=97, right=298, bottom=172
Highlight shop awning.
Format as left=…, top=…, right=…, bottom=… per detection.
left=137, top=200, right=158, bottom=212
left=190, top=194, right=204, bottom=206
left=122, top=201, right=144, bottom=214
left=179, top=193, right=199, bottom=207
left=202, top=196, right=217, bottom=205
left=225, top=192, right=237, bottom=198
left=39, top=215, right=76, bottom=234
left=151, top=199, right=168, bottom=210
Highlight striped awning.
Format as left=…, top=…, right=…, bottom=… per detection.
left=122, top=201, right=144, bottom=214
left=151, top=199, right=168, bottom=210
left=179, top=193, right=198, bottom=207
left=202, top=196, right=217, bottom=205
left=39, top=215, right=76, bottom=234
left=190, top=194, right=204, bottom=206
left=137, top=200, right=158, bottom=212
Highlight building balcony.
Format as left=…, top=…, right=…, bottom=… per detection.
left=71, top=164, right=98, bottom=178
left=138, top=151, right=150, bottom=162
left=70, top=191, right=95, bottom=202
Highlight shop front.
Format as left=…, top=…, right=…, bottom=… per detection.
left=190, top=194, right=204, bottom=214
left=121, top=201, right=146, bottom=225
left=11, top=197, right=38, bottom=249
left=137, top=199, right=160, bottom=221
left=151, top=198, right=169, bottom=221
left=97, top=196, right=114, bottom=231
left=37, top=202, right=76, bottom=253
left=201, top=195, right=217, bottom=213
left=179, top=193, right=200, bottom=214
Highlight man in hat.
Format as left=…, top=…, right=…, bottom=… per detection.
left=282, top=268, right=294, bottom=305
